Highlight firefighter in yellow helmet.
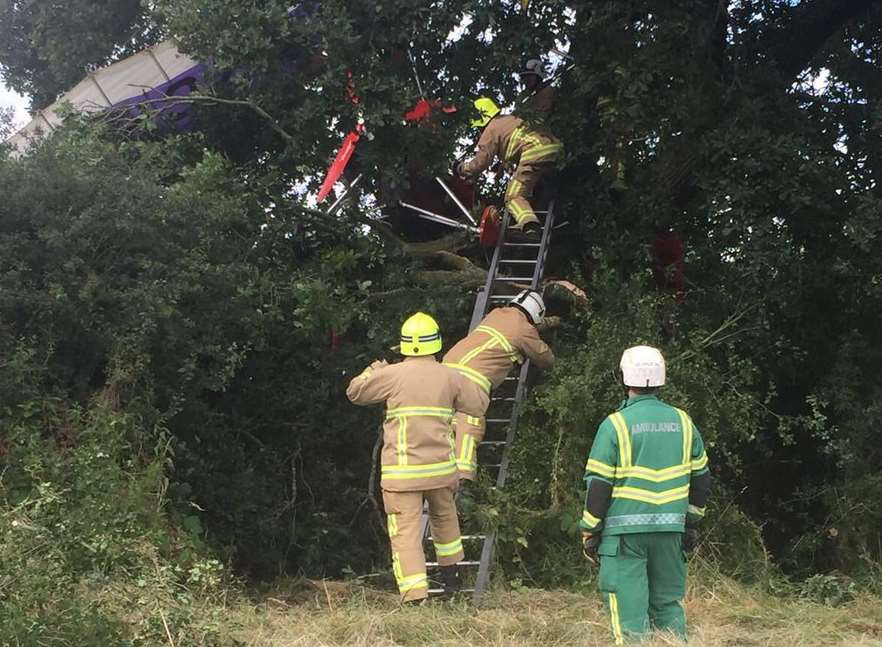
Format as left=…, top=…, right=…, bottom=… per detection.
left=346, top=312, right=485, bottom=603
left=454, top=97, right=562, bottom=240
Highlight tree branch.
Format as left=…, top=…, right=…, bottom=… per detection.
left=766, top=0, right=882, bottom=80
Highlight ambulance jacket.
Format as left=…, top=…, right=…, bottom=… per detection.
left=346, top=356, right=485, bottom=492
left=580, top=394, right=711, bottom=535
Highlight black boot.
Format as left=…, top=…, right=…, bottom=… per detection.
left=440, top=564, right=461, bottom=596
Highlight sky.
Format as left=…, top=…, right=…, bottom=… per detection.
left=1, top=75, right=30, bottom=130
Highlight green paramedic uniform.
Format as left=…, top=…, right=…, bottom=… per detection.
left=580, top=394, right=711, bottom=644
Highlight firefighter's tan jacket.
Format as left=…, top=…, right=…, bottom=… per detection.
left=442, top=307, right=555, bottom=393
left=346, top=356, right=484, bottom=492
left=460, top=115, right=561, bottom=177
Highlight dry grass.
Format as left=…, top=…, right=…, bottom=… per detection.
left=225, top=578, right=882, bottom=647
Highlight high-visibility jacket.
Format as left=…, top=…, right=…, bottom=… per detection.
left=442, top=307, right=555, bottom=394
left=346, top=356, right=485, bottom=492
left=580, top=395, right=711, bottom=535
left=460, top=115, right=562, bottom=177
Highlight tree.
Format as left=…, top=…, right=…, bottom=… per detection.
left=0, top=0, right=163, bottom=109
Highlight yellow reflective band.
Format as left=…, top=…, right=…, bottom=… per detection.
left=609, top=593, right=624, bottom=645
left=612, top=484, right=690, bottom=505
left=520, top=143, right=563, bottom=163
left=459, top=338, right=498, bottom=365
left=505, top=126, right=526, bottom=161
left=476, top=325, right=523, bottom=363
left=395, top=570, right=429, bottom=592
left=466, top=415, right=483, bottom=427
left=688, top=504, right=706, bottom=517
left=609, top=412, right=632, bottom=468
left=387, top=513, right=398, bottom=538
left=457, top=435, right=477, bottom=471
left=506, top=179, right=523, bottom=200
left=676, top=408, right=692, bottom=465
left=382, top=460, right=457, bottom=480
left=691, top=452, right=708, bottom=471
left=396, top=416, right=408, bottom=465
left=386, top=406, right=454, bottom=420
left=434, top=538, right=464, bottom=557
left=617, top=463, right=690, bottom=482
left=585, top=458, right=617, bottom=479
left=444, top=363, right=491, bottom=393
left=582, top=510, right=602, bottom=527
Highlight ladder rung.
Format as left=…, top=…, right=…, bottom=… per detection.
left=479, top=441, right=506, bottom=446
left=486, top=418, right=511, bottom=423
left=484, top=463, right=502, bottom=468
left=491, top=397, right=517, bottom=402
left=428, top=588, right=476, bottom=594
left=494, top=277, right=534, bottom=282
left=503, top=243, right=541, bottom=247
left=426, top=561, right=481, bottom=567
left=504, top=376, right=518, bottom=381
left=499, top=259, right=537, bottom=264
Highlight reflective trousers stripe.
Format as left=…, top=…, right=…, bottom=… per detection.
left=609, top=593, right=624, bottom=645
left=434, top=537, right=463, bottom=557
left=520, top=143, right=563, bottom=164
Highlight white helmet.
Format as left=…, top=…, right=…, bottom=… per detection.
left=620, top=345, right=666, bottom=388
left=510, top=289, right=545, bottom=325
left=520, top=59, right=545, bottom=77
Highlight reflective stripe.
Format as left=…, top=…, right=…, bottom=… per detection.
left=382, top=460, right=457, bottom=480
left=392, top=553, right=428, bottom=594
left=457, top=434, right=477, bottom=472
left=691, top=452, right=708, bottom=471
left=385, top=406, right=454, bottom=420
left=520, top=143, right=563, bottom=163
left=459, top=338, right=498, bottom=365
left=505, top=125, right=526, bottom=161
left=612, top=484, right=689, bottom=505
left=687, top=504, right=706, bottom=518
left=434, top=537, right=463, bottom=557
left=617, top=463, right=690, bottom=482
left=609, top=593, right=624, bottom=645
left=582, top=510, right=602, bottom=527
left=387, top=513, right=398, bottom=538
left=476, top=325, right=522, bottom=363
left=507, top=198, right=535, bottom=225
left=675, top=408, right=692, bottom=465
left=443, top=363, right=491, bottom=393
left=609, top=413, right=632, bottom=468
left=605, top=513, right=686, bottom=528
left=396, top=416, right=408, bottom=465
left=585, top=458, right=617, bottom=479
left=466, top=415, right=482, bottom=427
left=506, top=178, right=524, bottom=200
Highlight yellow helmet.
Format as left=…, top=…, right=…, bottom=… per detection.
left=471, top=97, right=501, bottom=128
left=400, top=312, right=442, bottom=356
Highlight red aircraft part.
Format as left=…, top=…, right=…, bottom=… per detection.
left=317, top=123, right=364, bottom=203
left=479, top=205, right=501, bottom=248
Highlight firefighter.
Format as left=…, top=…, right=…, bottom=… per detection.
left=519, top=58, right=555, bottom=115
left=346, top=312, right=485, bottom=603
left=580, top=345, right=711, bottom=644
left=443, top=290, right=555, bottom=482
left=454, top=97, right=562, bottom=241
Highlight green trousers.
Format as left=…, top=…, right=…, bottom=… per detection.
left=597, top=532, right=687, bottom=644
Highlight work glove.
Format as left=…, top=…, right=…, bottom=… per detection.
left=369, top=359, right=389, bottom=370
left=581, top=531, right=600, bottom=566
left=683, top=527, right=700, bottom=553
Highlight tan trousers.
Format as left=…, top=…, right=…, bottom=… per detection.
left=383, top=487, right=464, bottom=602
left=505, top=155, right=560, bottom=227
left=454, top=384, right=490, bottom=481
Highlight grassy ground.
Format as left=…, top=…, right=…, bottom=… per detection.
left=224, top=578, right=882, bottom=647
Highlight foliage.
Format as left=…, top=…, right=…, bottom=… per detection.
left=1, top=0, right=882, bottom=628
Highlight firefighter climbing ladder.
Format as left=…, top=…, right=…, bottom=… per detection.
left=422, top=199, right=557, bottom=602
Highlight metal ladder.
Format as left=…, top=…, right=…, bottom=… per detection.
left=421, top=199, right=557, bottom=602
